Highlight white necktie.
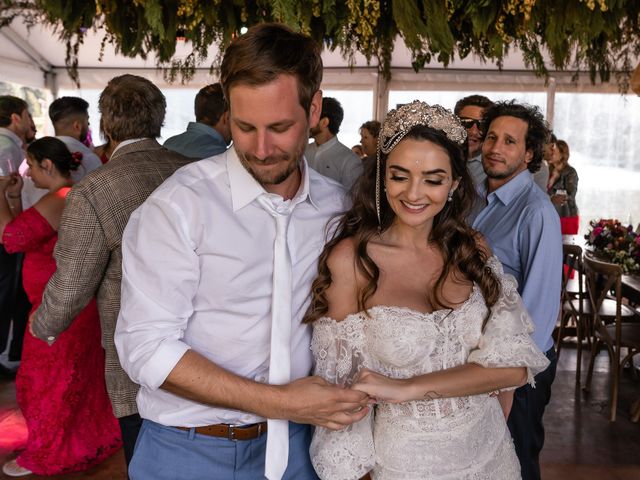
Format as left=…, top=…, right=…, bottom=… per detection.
left=259, top=195, right=293, bottom=480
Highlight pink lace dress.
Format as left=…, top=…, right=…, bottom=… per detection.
left=3, top=207, right=122, bottom=475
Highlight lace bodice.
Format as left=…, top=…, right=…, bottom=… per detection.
left=310, top=257, right=549, bottom=480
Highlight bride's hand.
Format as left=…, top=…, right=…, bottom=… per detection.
left=351, top=368, right=411, bottom=404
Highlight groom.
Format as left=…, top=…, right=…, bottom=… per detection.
left=115, top=23, right=371, bottom=480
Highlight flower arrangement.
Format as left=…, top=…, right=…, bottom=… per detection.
left=585, top=219, right=640, bottom=274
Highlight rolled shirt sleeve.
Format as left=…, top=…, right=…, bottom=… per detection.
left=115, top=196, right=198, bottom=390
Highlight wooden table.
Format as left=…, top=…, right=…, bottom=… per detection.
left=564, top=235, right=640, bottom=421
left=562, top=235, right=640, bottom=305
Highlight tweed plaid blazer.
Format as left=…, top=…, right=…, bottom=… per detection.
left=32, top=139, right=196, bottom=418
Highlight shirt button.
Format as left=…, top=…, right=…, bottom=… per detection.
left=47, top=336, right=55, bottom=341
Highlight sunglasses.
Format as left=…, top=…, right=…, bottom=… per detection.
left=459, top=117, right=483, bottom=130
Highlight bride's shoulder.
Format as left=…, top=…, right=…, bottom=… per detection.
left=323, top=237, right=363, bottom=321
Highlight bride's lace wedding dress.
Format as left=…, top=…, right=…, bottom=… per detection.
left=310, top=257, right=550, bottom=480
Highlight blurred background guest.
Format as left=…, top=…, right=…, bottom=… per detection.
left=351, top=144, right=365, bottom=158
left=306, top=97, right=363, bottom=190
left=547, top=139, right=579, bottom=234
left=164, top=83, right=231, bottom=159
left=359, top=119, right=381, bottom=173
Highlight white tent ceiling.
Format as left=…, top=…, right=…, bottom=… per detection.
left=0, top=16, right=626, bottom=96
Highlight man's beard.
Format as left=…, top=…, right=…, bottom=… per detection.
left=237, top=149, right=303, bottom=186
left=309, top=125, right=321, bottom=137
left=483, top=156, right=526, bottom=180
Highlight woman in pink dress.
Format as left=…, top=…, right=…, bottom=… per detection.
left=0, top=137, right=121, bottom=477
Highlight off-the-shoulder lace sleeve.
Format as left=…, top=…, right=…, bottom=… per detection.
left=2, top=207, right=55, bottom=254
left=309, top=314, right=375, bottom=480
left=467, top=257, right=550, bottom=387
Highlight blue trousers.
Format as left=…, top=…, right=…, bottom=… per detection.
left=507, top=347, right=558, bottom=480
left=129, top=420, right=319, bottom=480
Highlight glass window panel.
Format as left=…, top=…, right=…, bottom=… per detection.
left=554, top=93, right=640, bottom=233
left=321, top=90, right=373, bottom=149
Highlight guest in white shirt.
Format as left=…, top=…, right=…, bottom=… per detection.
left=305, top=97, right=363, bottom=191
left=115, top=23, right=371, bottom=480
left=49, top=96, right=102, bottom=179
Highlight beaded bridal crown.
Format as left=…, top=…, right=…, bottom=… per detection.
left=375, top=101, right=466, bottom=229
left=378, top=100, right=467, bottom=155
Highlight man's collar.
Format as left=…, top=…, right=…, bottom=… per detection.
left=56, top=135, right=83, bottom=147
left=0, top=127, right=24, bottom=149
left=187, top=122, right=226, bottom=143
left=468, top=152, right=482, bottom=164
left=488, top=169, right=534, bottom=205
left=227, top=148, right=318, bottom=212
left=110, top=138, right=153, bottom=158
left=315, top=135, right=339, bottom=153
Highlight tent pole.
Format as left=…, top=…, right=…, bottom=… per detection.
left=374, top=71, right=389, bottom=122
left=546, top=76, right=556, bottom=130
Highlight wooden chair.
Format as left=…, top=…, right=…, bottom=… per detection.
left=556, top=243, right=587, bottom=383
left=583, top=254, right=640, bottom=421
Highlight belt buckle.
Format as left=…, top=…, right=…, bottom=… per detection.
left=227, top=425, right=237, bottom=441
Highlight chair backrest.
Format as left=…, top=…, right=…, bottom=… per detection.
left=562, top=243, right=583, bottom=307
left=582, top=253, right=623, bottom=345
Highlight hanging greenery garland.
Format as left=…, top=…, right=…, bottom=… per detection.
left=1, top=0, right=639, bottom=92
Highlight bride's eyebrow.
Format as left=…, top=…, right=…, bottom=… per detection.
left=389, top=165, right=448, bottom=175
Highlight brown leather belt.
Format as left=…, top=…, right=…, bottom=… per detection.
left=174, top=422, right=267, bottom=441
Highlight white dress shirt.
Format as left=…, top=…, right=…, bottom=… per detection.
left=57, top=136, right=103, bottom=181
left=115, top=148, right=348, bottom=427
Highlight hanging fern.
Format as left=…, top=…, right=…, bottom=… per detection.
left=0, top=0, right=638, bottom=92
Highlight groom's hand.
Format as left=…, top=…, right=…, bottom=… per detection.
left=277, top=376, right=372, bottom=430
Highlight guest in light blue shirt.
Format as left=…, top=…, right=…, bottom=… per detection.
left=472, top=101, right=561, bottom=480
left=164, top=83, right=231, bottom=159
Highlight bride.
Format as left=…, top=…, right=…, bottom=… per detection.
left=304, top=101, right=549, bottom=479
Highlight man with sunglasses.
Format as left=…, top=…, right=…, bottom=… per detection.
left=454, top=94, right=494, bottom=190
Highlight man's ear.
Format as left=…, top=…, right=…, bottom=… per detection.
left=72, top=120, right=82, bottom=136
left=308, top=90, right=323, bottom=128
left=524, top=148, right=533, bottom=164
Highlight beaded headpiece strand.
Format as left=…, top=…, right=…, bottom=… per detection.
left=375, top=101, right=467, bottom=228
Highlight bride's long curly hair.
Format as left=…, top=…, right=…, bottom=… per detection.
left=304, top=125, right=500, bottom=326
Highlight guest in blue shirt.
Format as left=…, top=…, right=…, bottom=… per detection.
left=164, top=83, right=231, bottom=159
left=472, top=101, right=561, bottom=480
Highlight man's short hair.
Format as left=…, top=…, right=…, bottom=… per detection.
left=194, top=83, right=227, bottom=126
left=321, top=97, right=344, bottom=135
left=49, top=96, right=89, bottom=124
left=0, top=95, right=28, bottom=128
left=454, top=95, right=494, bottom=117
left=359, top=120, right=381, bottom=138
left=98, top=74, right=166, bottom=142
left=482, top=100, right=549, bottom=173
left=220, top=23, right=323, bottom=114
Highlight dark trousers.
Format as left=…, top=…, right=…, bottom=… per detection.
left=0, top=248, right=30, bottom=361
left=119, top=413, right=144, bottom=469
left=507, top=347, right=557, bottom=480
